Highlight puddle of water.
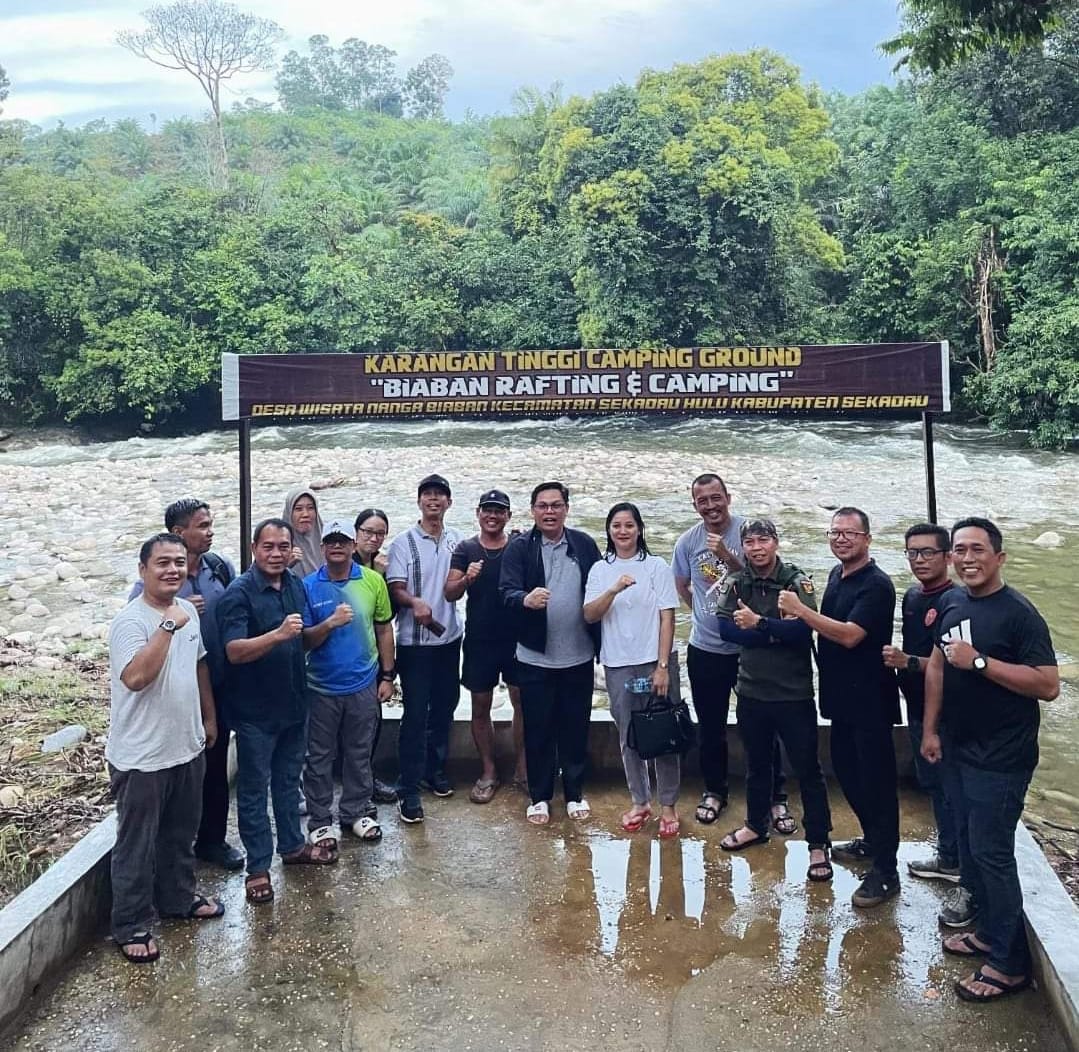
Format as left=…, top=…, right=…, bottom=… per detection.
left=559, top=831, right=961, bottom=1013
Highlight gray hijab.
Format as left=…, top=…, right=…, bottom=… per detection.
left=282, top=485, right=324, bottom=576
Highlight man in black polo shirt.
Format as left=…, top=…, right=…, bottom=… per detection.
left=217, top=518, right=337, bottom=906
left=882, top=522, right=958, bottom=885
left=922, top=517, right=1058, bottom=1004
left=779, top=506, right=900, bottom=908
left=445, top=489, right=527, bottom=804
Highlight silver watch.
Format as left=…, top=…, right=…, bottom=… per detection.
left=159, top=618, right=178, bottom=633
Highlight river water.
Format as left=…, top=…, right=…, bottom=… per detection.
left=1, top=416, right=1075, bottom=823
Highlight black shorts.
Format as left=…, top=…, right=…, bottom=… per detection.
left=461, top=635, right=519, bottom=693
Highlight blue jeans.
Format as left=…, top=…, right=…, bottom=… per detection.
left=941, top=752, right=1032, bottom=975
left=908, top=719, right=957, bottom=867
left=397, top=640, right=462, bottom=802
left=233, top=719, right=306, bottom=875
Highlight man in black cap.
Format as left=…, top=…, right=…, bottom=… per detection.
left=445, top=489, right=527, bottom=804
left=385, top=474, right=463, bottom=823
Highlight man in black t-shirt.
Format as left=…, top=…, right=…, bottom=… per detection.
left=779, top=506, right=900, bottom=909
left=445, top=489, right=526, bottom=804
left=922, top=517, right=1058, bottom=1004
left=882, top=523, right=957, bottom=884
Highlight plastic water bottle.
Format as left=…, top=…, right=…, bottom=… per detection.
left=628, top=676, right=652, bottom=695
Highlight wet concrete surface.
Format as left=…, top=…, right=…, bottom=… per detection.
left=3, top=779, right=1068, bottom=1052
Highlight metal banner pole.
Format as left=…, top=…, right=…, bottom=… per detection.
left=922, top=411, right=938, bottom=524
left=239, top=417, right=252, bottom=571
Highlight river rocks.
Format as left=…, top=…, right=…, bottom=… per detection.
left=1033, top=531, right=1063, bottom=549
left=13, top=566, right=34, bottom=580
left=25, top=602, right=50, bottom=618
left=0, top=785, right=25, bottom=807
left=6, top=631, right=35, bottom=646
left=0, top=648, right=27, bottom=666
left=30, top=655, right=62, bottom=671
left=56, top=562, right=80, bottom=581
left=6, top=582, right=29, bottom=601
left=41, top=624, right=63, bottom=638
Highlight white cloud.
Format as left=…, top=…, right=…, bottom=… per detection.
left=0, top=0, right=898, bottom=126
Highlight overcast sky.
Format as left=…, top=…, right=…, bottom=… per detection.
left=1, top=0, right=903, bottom=128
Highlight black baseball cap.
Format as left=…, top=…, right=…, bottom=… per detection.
left=417, top=474, right=451, bottom=497
left=740, top=518, right=779, bottom=541
left=477, top=489, right=511, bottom=509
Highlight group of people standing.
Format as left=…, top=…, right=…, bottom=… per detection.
left=105, top=471, right=1059, bottom=1009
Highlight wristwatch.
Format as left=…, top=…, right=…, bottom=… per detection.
left=658, top=660, right=669, bottom=670
left=906, top=654, right=920, bottom=672
left=972, top=653, right=988, bottom=673
left=158, top=618, right=178, bottom=633
left=378, top=667, right=397, bottom=683
left=756, top=616, right=770, bottom=633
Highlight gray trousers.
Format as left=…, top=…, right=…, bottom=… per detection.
left=109, top=752, right=205, bottom=943
left=304, top=683, right=379, bottom=829
left=606, top=654, right=682, bottom=807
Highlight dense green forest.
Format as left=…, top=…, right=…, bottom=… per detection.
left=0, top=8, right=1077, bottom=447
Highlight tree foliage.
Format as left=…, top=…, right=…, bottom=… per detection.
left=884, top=0, right=1064, bottom=70
left=1, top=43, right=1077, bottom=446
left=117, top=0, right=283, bottom=184
left=276, top=36, right=453, bottom=119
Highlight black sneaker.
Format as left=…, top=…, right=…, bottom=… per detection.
left=832, top=837, right=875, bottom=862
left=398, top=798, right=425, bottom=824
left=421, top=778, right=454, bottom=798
left=194, top=840, right=245, bottom=871
left=372, top=779, right=398, bottom=804
left=851, top=869, right=900, bottom=908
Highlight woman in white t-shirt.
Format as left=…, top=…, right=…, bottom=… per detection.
left=584, top=502, right=682, bottom=837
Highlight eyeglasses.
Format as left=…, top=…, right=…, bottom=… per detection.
left=533, top=502, right=566, bottom=512
left=357, top=528, right=387, bottom=540
left=905, top=547, right=945, bottom=561
left=826, top=529, right=867, bottom=540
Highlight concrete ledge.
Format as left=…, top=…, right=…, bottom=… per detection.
left=0, top=812, right=115, bottom=1035
left=1017, top=822, right=1079, bottom=1052
left=374, top=706, right=916, bottom=778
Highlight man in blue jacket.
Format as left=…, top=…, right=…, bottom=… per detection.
left=499, top=482, right=601, bottom=826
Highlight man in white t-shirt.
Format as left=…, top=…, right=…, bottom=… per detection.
left=672, top=473, right=789, bottom=828
left=107, top=533, right=223, bottom=964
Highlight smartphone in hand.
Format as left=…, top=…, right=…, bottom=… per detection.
left=428, top=619, right=446, bottom=637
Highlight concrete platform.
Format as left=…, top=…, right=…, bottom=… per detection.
left=2, top=779, right=1069, bottom=1052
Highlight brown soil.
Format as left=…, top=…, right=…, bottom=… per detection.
left=0, top=655, right=111, bottom=907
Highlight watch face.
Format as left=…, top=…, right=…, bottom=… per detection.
left=973, top=655, right=987, bottom=670
left=160, top=618, right=177, bottom=632
left=907, top=655, right=919, bottom=671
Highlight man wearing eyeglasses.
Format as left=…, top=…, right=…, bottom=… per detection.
left=500, top=481, right=601, bottom=826
left=882, top=524, right=959, bottom=892
left=778, top=507, right=901, bottom=908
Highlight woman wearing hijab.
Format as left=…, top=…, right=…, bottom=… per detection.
left=282, top=486, right=323, bottom=577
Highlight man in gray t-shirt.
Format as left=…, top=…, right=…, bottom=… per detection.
left=500, top=482, right=602, bottom=825
left=672, top=473, right=787, bottom=828
left=107, top=533, right=222, bottom=964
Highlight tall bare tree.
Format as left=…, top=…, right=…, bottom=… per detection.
left=117, top=1, right=282, bottom=185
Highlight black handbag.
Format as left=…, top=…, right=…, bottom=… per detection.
left=627, top=694, right=696, bottom=760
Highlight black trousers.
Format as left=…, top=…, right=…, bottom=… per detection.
left=518, top=660, right=594, bottom=804
left=110, top=753, right=205, bottom=943
left=195, top=703, right=230, bottom=848
left=738, top=696, right=831, bottom=844
left=830, top=718, right=900, bottom=875
left=686, top=645, right=786, bottom=802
